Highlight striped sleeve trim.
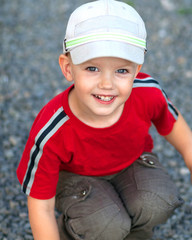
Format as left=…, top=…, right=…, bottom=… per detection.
left=22, top=107, right=69, bottom=195
left=133, top=77, right=178, bottom=120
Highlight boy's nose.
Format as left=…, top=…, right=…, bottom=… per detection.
left=98, top=74, right=114, bottom=89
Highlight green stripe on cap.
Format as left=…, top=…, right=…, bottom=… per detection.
left=65, top=32, right=146, bottom=51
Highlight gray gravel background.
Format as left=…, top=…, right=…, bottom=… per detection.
left=1, top=0, right=192, bottom=239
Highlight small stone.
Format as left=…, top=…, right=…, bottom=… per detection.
left=177, top=56, right=186, bottom=65
left=9, top=136, right=18, bottom=146
left=19, top=212, right=28, bottom=218
left=164, top=148, right=175, bottom=157
left=23, top=91, right=31, bottom=98
left=10, top=200, right=18, bottom=209
left=160, top=0, right=175, bottom=11
left=168, top=160, right=177, bottom=167
left=179, top=167, right=190, bottom=176
left=4, top=149, right=14, bottom=160
left=185, top=71, right=192, bottom=78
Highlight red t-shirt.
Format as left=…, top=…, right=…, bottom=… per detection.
left=17, top=72, right=178, bottom=199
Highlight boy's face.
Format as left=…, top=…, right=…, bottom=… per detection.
left=59, top=55, right=142, bottom=127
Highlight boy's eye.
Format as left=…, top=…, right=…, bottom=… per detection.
left=86, top=67, right=99, bottom=72
left=116, top=69, right=128, bottom=74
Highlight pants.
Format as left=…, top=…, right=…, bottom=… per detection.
left=55, top=153, right=183, bottom=240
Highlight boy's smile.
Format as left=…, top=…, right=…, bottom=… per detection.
left=93, top=94, right=116, bottom=104
left=60, top=55, right=142, bottom=128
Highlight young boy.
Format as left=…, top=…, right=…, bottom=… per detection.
left=17, top=0, right=192, bottom=239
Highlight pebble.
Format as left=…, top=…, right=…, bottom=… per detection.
left=168, top=160, right=177, bottom=167
left=160, top=0, right=176, bottom=11
left=179, top=167, right=190, bottom=176
left=1, top=0, right=192, bottom=239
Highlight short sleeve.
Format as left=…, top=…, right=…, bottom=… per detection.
left=133, top=73, right=179, bottom=136
left=150, top=88, right=178, bottom=136
left=17, top=94, right=68, bottom=199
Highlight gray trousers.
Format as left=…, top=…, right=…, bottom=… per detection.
left=55, top=153, right=183, bottom=240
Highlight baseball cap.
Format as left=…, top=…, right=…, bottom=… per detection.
left=63, top=0, right=147, bottom=65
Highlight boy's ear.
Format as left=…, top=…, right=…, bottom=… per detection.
left=59, top=54, right=73, bottom=82
left=135, top=64, right=143, bottom=76
left=137, top=64, right=143, bottom=74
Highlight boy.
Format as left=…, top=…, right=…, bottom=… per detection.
left=17, top=0, right=192, bottom=239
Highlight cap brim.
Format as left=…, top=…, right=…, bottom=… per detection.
left=70, top=41, right=144, bottom=65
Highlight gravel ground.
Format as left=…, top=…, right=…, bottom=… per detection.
left=1, top=0, right=192, bottom=239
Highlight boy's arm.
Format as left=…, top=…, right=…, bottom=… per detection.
left=164, top=112, right=192, bottom=180
left=28, top=196, right=60, bottom=240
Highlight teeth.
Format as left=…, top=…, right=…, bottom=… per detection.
left=95, top=95, right=114, bottom=101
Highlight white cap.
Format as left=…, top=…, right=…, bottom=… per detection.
left=63, top=0, right=147, bottom=65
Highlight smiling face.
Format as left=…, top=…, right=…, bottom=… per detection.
left=59, top=55, right=142, bottom=127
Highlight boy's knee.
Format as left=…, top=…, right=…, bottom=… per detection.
left=56, top=174, right=131, bottom=240
left=126, top=154, right=184, bottom=226
left=64, top=204, right=130, bottom=240
left=127, top=189, right=183, bottom=228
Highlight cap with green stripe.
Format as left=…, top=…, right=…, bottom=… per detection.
left=63, top=0, right=147, bottom=65
left=64, top=32, right=147, bottom=52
